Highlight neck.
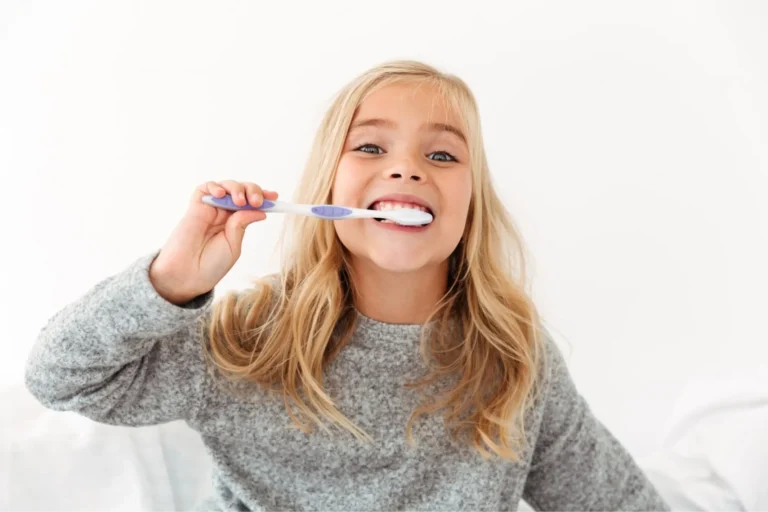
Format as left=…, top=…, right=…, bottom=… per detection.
left=348, top=258, right=448, bottom=325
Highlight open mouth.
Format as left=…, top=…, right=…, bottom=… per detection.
left=367, top=200, right=434, bottom=227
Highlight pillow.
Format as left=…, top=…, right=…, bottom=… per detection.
left=640, top=373, right=768, bottom=511
left=1, top=382, right=188, bottom=510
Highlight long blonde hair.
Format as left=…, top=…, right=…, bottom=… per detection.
left=203, top=60, right=546, bottom=460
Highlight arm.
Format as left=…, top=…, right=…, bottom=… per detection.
left=24, top=250, right=214, bottom=426
left=523, top=334, right=670, bottom=511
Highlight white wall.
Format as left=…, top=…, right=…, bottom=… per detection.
left=1, top=0, right=766, bottom=459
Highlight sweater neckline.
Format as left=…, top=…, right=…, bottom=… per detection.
left=350, top=309, right=461, bottom=344
left=353, top=310, right=428, bottom=336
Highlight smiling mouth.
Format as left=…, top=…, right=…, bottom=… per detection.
left=367, top=200, right=434, bottom=226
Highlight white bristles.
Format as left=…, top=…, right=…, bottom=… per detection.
left=377, top=208, right=433, bottom=226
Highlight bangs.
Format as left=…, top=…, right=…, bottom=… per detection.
left=353, top=73, right=478, bottom=160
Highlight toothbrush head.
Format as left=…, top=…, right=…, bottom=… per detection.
left=387, top=209, right=434, bottom=226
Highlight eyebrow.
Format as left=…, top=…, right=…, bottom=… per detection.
left=350, top=118, right=467, bottom=144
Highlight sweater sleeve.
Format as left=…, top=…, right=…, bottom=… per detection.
left=522, top=335, right=670, bottom=511
left=24, top=250, right=215, bottom=427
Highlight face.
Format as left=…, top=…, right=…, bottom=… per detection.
left=331, top=82, right=472, bottom=274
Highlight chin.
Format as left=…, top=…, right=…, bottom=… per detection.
left=368, top=250, right=433, bottom=273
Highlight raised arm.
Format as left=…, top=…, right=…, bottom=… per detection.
left=26, top=179, right=278, bottom=426
left=25, top=251, right=214, bottom=426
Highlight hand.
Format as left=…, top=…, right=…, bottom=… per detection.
left=149, top=180, right=278, bottom=305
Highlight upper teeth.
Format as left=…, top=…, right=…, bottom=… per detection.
left=372, top=200, right=429, bottom=212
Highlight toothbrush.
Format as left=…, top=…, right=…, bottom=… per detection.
left=201, top=194, right=433, bottom=226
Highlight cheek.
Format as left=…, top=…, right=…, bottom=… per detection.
left=331, top=158, right=363, bottom=205
left=330, top=158, right=365, bottom=252
left=442, top=172, right=473, bottom=229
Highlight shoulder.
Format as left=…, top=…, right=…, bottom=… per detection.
left=531, top=323, right=578, bottom=414
left=521, top=322, right=578, bottom=439
left=538, top=324, right=572, bottom=391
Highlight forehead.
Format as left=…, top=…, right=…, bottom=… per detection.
left=354, top=81, right=464, bottom=129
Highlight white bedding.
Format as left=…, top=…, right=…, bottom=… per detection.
left=1, top=382, right=212, bottom=511
left=640, top=373, right=768, bottom=511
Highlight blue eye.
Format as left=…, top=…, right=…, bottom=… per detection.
left=355, top=144, right=384, bottom=154
left=428, top=151, right=457, bottom=162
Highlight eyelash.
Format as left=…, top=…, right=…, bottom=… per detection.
left=354, top=143, right=459, bottom=163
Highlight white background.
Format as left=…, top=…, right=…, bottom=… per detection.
left=1, top=0, right=766, bottom=460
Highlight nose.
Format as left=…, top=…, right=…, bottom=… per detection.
left=383, top=159, right=426, bottom=183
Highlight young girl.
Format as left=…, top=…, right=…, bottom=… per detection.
left=25, top=61, right=669, bottom=511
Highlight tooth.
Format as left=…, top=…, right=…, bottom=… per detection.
left=373, top=200, right=430, bottom=213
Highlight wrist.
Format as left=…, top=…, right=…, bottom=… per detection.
left=148, top=258, right=200, bottom=306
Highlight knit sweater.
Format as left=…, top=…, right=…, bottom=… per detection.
left=25, top=251, right=670, bottom=511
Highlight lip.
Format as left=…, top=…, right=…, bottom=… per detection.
left=372, top=220, right=430, bottom=233
left=365, top=193, right=435, bottom=214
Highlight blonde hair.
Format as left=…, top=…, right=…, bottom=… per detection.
left=203, top=60, right=545, bottom=460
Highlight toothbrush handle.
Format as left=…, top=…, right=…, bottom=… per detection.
left=201, top=194, right=358, bottom=219
left=201, top=194, right=286, bottom=212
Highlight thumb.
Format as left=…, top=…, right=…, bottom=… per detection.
left=224, top=209, right=267, bottom=248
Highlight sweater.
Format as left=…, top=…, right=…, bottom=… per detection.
left=25, top=251, right=670, bottom=511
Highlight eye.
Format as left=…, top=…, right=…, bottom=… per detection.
left=355, top=143, right=384, bottom=155
left=428, top=151, right=458, bottom=163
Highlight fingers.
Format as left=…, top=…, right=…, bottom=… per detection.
left=243, top=182, right=265, bottom=208
left=193, top=180, right=279, bottom=208
left=216, top=180, right=248, bottom=206
left=242, top=183, right=279, bottom=207
left=203, top=181, right=227, bottom=197
left=192, top=181, right=224, bottom=204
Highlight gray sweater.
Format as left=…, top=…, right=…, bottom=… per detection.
left=25, top=251, right=670, bottom=511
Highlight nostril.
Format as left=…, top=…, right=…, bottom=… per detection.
left=410, top=176, right=421, bottom=181
left=391, top=173, right=402, bottom=178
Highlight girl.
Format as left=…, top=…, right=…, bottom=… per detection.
left=25, top=61, right=669, bottom=511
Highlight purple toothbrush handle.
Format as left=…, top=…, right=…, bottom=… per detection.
left=202, top=194, right=357, bottom=219
left=309, top=205, right=354, bottom=218
left=202, top=194, right=275, bottom=211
